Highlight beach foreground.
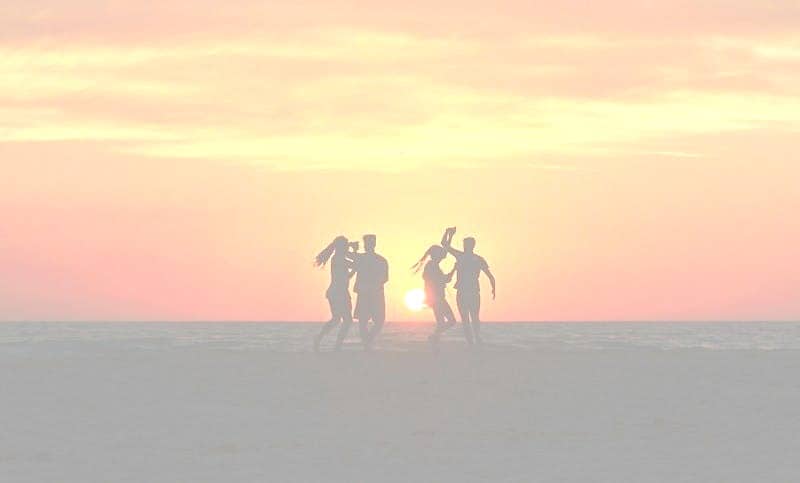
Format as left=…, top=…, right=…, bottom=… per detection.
left=2, top=341, right=798, bottom=483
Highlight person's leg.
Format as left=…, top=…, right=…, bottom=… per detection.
left=469, top=294, right=483, bottom=345
left=366, top=293, right=386, bottom=350
left=333, top=296, right=354, bottom=351
left=355, top=295, right=370, bottom=347
left=442, top=300, right=457, bottom=329
left=429, top=304, right=446, bottom=352
left=457, top=292, right=474, bottom=345
left=367, top=318, right=383, bottom=350
left=314, top=317, right=339, bottom=352
left=334, top=316, right=352, bottom=351
left=358, top=318, right=370, bottom=347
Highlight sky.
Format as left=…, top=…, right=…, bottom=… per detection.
left=1, top=0, right=799, bottom=322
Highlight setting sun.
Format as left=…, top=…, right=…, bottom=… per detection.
left=404, top=289, right=426, bottom=312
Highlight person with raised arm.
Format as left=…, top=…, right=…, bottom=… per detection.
left=313, top=236, right=359, bottom=352
left=412, top=244, right=457, bottom=352
left=441, top=227, right=496, bottom=346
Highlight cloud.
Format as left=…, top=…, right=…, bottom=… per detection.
left=4, top=0, right=800, bottom=44
left=2, top=2, right=800, bottom=171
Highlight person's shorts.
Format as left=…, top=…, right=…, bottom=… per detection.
left=456, top=290, right=481, bottom=312
left=326, top=288, right=352, bottom=320
left=354, top=291, right=386, bottom=322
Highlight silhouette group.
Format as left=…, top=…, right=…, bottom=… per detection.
left=314, top=227, right=495, bottom=352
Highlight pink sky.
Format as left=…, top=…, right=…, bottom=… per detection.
left=1, top=1, right=799, bottom=321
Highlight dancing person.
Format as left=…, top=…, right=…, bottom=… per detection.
left=348, top=234, right=389, bottom=350
left=313, top=236, right=358, bottom=352
left=412, top=245, right=457, bottom=352
left=441, top=227, right=496, bottom=346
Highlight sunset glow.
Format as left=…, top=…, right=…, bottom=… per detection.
left=404, top=289, right=426, bottom=313
left=2, top=1, right=799, bottom=322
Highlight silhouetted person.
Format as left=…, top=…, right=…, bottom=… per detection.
left=412, top=245, right=457, bottom=352
left=348, top=234, right=388, bottom=350
left=313, top=236, right=358, bottom=352
left=441, top=227, right=496, bottom=346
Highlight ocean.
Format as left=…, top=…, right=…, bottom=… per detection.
left=2, top=321, right=799, bottom=353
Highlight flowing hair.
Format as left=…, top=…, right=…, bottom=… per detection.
left=411, top=245, right=442, bottom=273
left=315, top=236, right=347, bottom=268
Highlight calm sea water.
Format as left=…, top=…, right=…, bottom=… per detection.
left=1, top=322, right=799, bottom=353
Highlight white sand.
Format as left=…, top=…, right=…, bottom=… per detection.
left=2, top=347, right=798, bottom=482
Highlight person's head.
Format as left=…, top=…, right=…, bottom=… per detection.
left=314, top=235, right=348, bottom=267
left=464, top=237, right=476, bottom=253
left=363, top=234, right=377, bottom=252
left=411, top=245, right=446, bottom=273
left=429, top=245, right=446, bottom=262
left=333, top=236, right=349, bottom=252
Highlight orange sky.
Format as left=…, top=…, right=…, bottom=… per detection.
left=2, top=1, right=799, bottom=321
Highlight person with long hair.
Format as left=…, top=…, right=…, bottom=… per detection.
left=313, top=236, right=358, bottom=352
left=441, top=227, right=496, bottom=346
left=412, top=244, right=457, bottom=351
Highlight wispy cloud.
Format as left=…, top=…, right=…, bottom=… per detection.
left=2, top=2, right=800, bottom=171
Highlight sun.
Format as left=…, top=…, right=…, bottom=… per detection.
left=404, top=289, right=426, bottom=312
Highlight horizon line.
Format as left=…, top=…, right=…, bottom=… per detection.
left=2, top=320, right=798, bottom=324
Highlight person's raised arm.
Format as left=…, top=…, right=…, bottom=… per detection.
left=441, top=227, right=463, bottom=257
left=445, top=244, right=464, bottom=258
left=440, top=228, right=452, bottom=247
left=345, top=241, right=361, bottom=262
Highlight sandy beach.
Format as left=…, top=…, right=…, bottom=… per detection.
left=2, top=341, right=798, bottom=482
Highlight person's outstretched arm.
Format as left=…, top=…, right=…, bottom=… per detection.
left=441, top=227, right=463, bottom=257
left=445, top=266, right=456, bottom=284
left=482, top=264, right=496, bottom=300
left=381, top=257, right=389, bottom=285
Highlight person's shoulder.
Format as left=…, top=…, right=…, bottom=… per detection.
left=377, top=254, right=388, bottom=264
left=477, top=255, right=489, bottom=267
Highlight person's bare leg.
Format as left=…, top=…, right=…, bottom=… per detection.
left=334, top=317, right=353, bottom=351
left=365, top=296, right=386, bottom=350
left=358, top=319, right=370, bottom=348
left=430, top=302, right=457, bottom=352
left=314, top=318, right=339, bottom=352
left=457, top=294, right=474, bottom=345
left=367, top=318, right=384, bottom=350
left=442, top=302, right=457, bottom=331
left=429, top=305, right=447, bottom=352
left=472, top=296, right=483, bottom=345
left=471, top=317, right=482, bottom=346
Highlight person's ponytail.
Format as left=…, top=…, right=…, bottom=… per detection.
left=411, top=246, right=437, bottom=273
left=315, top=236, right=346, bottom=267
